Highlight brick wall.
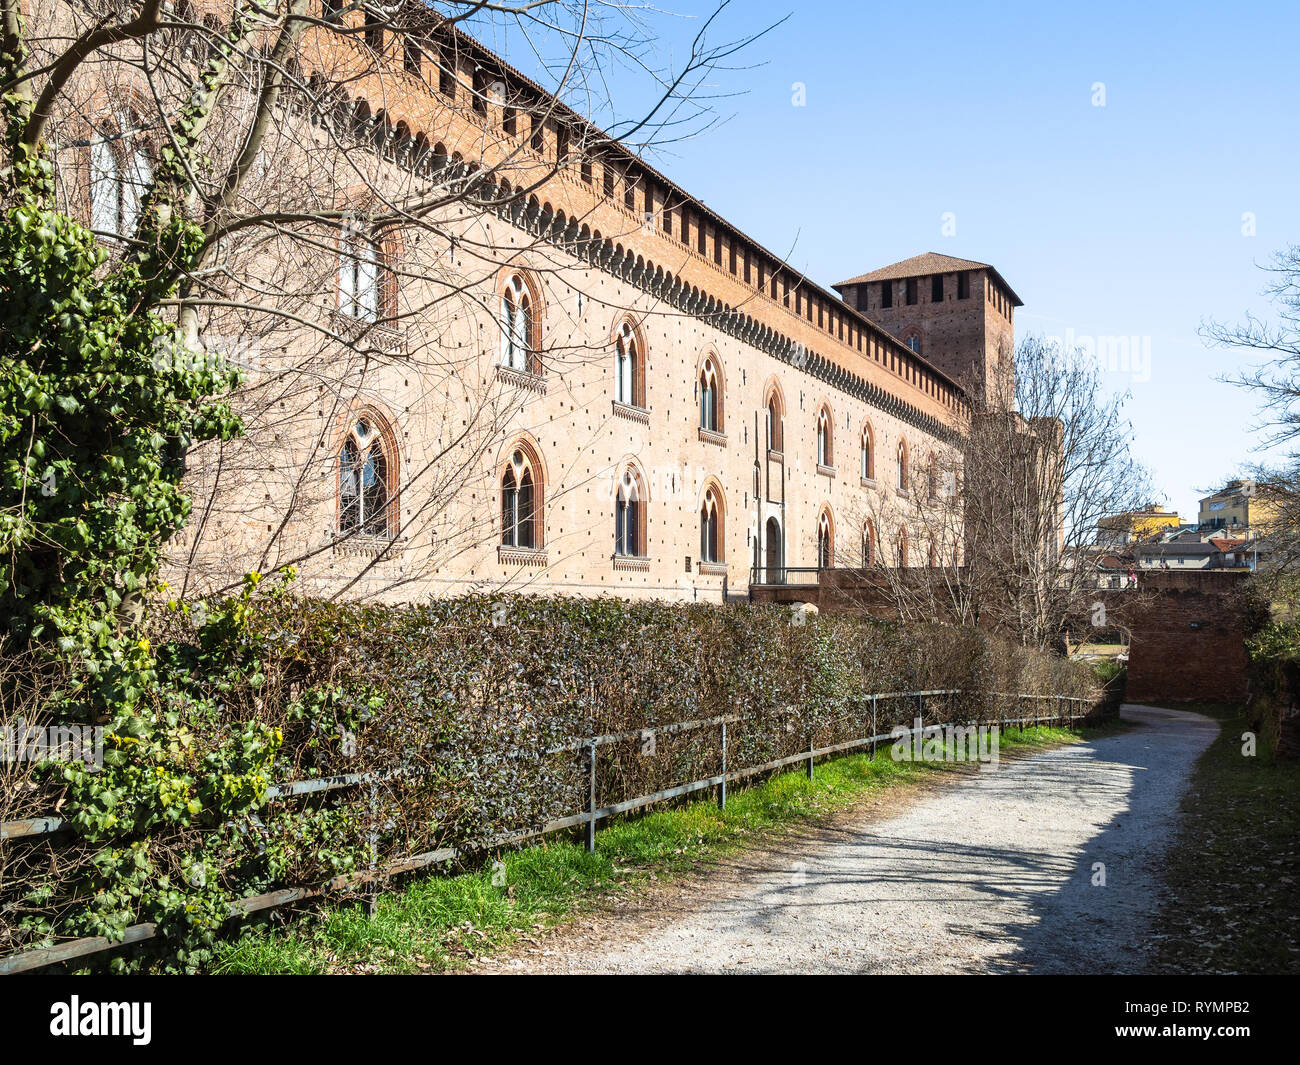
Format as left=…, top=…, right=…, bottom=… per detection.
left=1122, top=571, right=1253, bottom=703
left=755, top=568, right=1254, bottom=705
left=839, top=270, right=1017, bottom=400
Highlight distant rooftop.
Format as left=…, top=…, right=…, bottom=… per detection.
left=833, top=252, right=1023, bottom=307
left=1202, top=479, right=1255, bottom=499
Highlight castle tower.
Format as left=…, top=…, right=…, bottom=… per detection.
left=833, top=252, right=1021, bottom=401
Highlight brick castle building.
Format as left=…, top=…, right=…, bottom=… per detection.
left=50, top=5, right=1023, bottom=604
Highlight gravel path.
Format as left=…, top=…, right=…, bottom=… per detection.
left=478, top=704, right=1218, bottom=974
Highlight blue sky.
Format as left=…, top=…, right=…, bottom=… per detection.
left=494, top=0, right=1300, bottom=519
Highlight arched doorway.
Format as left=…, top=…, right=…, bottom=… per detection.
left=765, top=516, right=783, bottom=583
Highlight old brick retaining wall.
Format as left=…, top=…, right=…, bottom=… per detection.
left=753, top=567, right=1256, bottom=704
left=1119, top=571, right=1253, bottom=704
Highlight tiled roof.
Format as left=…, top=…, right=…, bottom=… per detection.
left=1134, top=541, right=1222, bottom=556
left=834, top=252, right=1023, bottom=307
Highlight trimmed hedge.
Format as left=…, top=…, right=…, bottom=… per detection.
left=1, top=590, right=1101, bottom=970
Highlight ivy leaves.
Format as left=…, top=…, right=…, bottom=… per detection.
left=0, top=88, right=250, bottom=968
left=0, top=149, right=239, bottom=696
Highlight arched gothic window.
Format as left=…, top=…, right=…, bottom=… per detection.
left=766, top=390, right=784, bottom=453
left=499, top=274, right=536, bottom=372
left=863, top=520, right=877, bottom=566
left=699, top=484, right=724, bottom=563
left=501, top=446, right=542, bottom=548
left=614, top=320, right=643, bottom=407
left=816, top=406, right=833, bottom=467
left=615, top=465, right=646, bottom=557
left=89, top=116, right=152, bottom=239
left=897, top=439, right=909, bottom=492
left=339, top=226, right=382, bottom=322
left=339, top=416, right=395, bottom=538
left=817, top=509, right=834, bottom=568
left=699, top=358, right=721, bottom=432
left=860, top=424, right=874, bottom=480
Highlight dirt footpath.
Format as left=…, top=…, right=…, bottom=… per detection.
left=475, top=704, right=1218, bottom=974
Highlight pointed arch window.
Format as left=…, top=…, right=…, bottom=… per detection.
left=766, top=392, right=783, bottom=453
left=499, top=273, right=537, bottom=372
left=501, top=446, right=543, bottom=548
left=339, top=416, right=396, bottom=538
left=699, top=484, right=724, bottom=563
left=816, top=406, right=833, bottom=468
left=860, top=424, right=874, bottom=480
left=615, top=465, right=647, bottom=557
left=699, top=358, right=722, bottom=432
left=89, top=117, right=152, bottom=239
left=862, top=520, right=877, bottom=566
left=339, top=226, right=383, bottom=322
left=89, top=136, right=120, bottom=235
left=897, top=439, right=909, bottom=492
left=817, top=510, right=834, bottom=569
left=614, top=320, right=644, bottom=407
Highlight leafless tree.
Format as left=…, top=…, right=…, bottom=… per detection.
left=840, top=337, right=1152, bottom=649
left=2, top=0, right=775, bottom=601
left=1207, top=245, right=1300, bottom=445
left=1204, top=244, right=1300, bottom=594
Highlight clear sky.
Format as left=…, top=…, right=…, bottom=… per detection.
left=493, top=0, right=1300, bottom=520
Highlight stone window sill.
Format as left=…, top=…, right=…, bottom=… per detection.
left=498, top=544, right=548, bottom=566
left=332, top=532, right=404, bottom=558
left=613, top=400, right=650, bottom=425
left=496, top=364, right=547, bottom=394
left=331, top=311, right=407, bottom=357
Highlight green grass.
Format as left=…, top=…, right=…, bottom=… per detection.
left=213, top=723, right=1086, bottom=974
left=1147, top=702, right=1300, bottom=975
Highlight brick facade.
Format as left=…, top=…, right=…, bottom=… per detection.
left=834, top=253, right=1020, bottom=401
left=1121, top=571, right=1253, bottom=703
left=49, top=4, right=1016, bottom=605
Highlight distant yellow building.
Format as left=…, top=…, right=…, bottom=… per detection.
left=1097, top=505, right=1182, bottom=544
left=1198, top=480, right=1279, bottom=536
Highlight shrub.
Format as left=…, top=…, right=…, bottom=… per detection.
left=1, top=586, right=1101, bottom=970
left=1246, top=620, right=1300, bottom=758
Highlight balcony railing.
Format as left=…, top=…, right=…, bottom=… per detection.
left=749, top=565, right=823, bottom=587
